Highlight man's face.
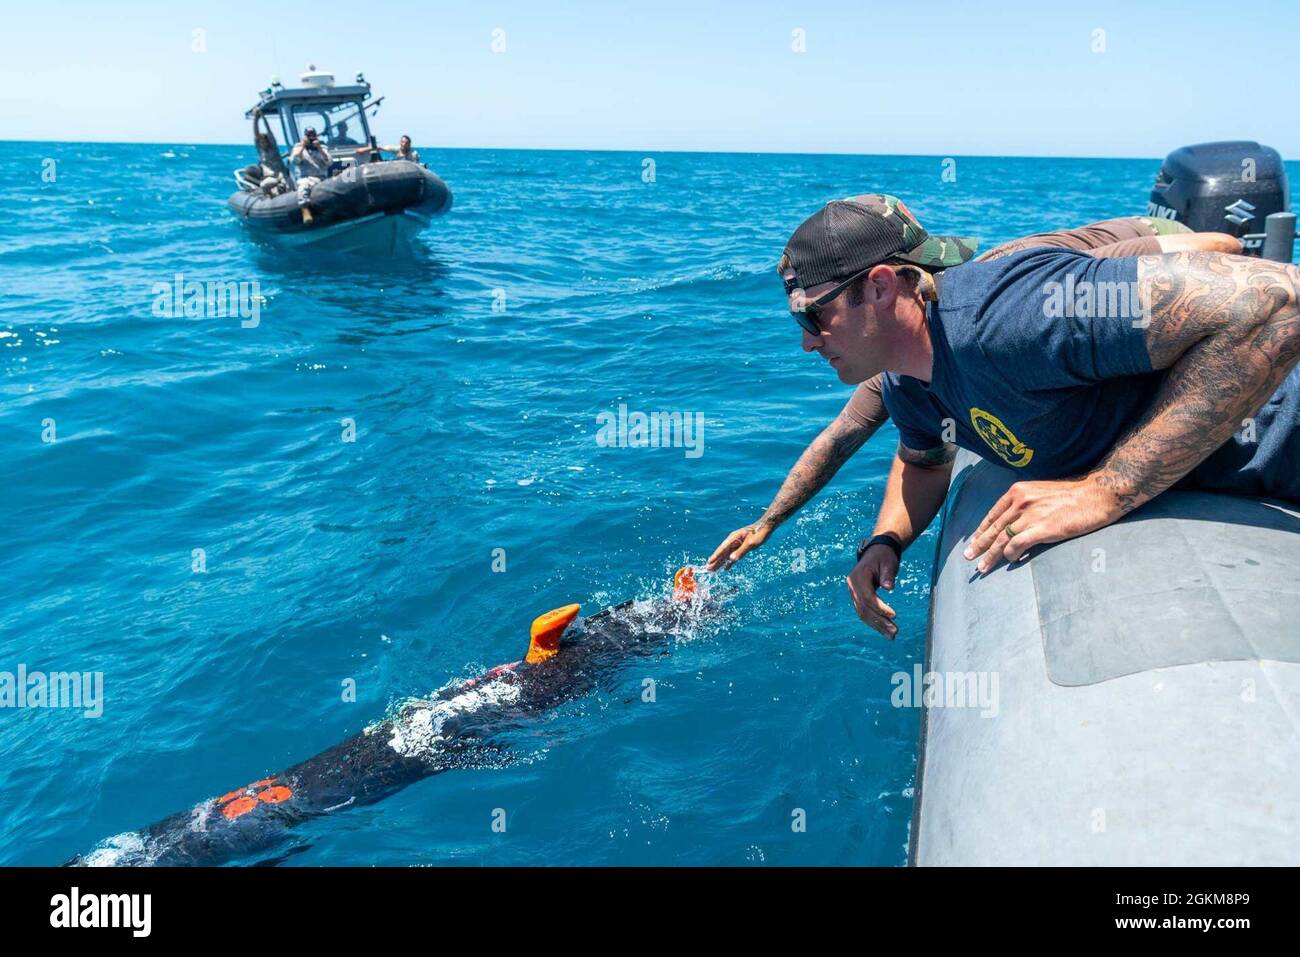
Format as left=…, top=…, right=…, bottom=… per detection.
left=786, top=268, right=896, bottom=384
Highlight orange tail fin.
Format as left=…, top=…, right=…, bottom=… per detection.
left=526, top=604, right=581, bottom=663
left=672, top=566, right=697, bottom=602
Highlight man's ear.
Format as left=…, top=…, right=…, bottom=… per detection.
left=865, top=264, right=902, bottom=306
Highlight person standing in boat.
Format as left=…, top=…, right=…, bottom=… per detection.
left=357, top=134, right=420, bottom=164
left=291, top=127, right=332, bottom=179
left=290, top=126, right=332, bottom=211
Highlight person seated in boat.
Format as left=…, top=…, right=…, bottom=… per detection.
left=356, top=134, right=420, bottom=164
left=706, top=215, right=1243, bottom=583
left=258, top=171, right=288, bottom=196
left=330, top=121, right=360, bottom=146
left=243, top=109, right=291, bottom=195
left=236, top=163, right=281, bottom=194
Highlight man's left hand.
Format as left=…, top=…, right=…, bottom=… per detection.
left=964, top=476, right=1122, bottom=573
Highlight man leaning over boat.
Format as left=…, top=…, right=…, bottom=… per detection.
left=712, top=197, right=1299, bottom=637
left=706, top=215, right=1240, bottom=574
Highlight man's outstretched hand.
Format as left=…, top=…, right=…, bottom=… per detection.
left=964, top=476, right=1123, bottom=573
left=705, top=521, right=774, bottom=571
left=848, top=544, right=900, bottom=638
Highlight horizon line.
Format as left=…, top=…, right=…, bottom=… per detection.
left=0, top=137, right=1210, bottom=164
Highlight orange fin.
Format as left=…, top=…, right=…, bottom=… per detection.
left=526, top=604, right=581, bottom=663
left=216, top=777, right=294, bottom=821
left=672, top=566, right=697, bottom=602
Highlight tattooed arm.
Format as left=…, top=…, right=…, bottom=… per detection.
left=1093, top=252, right=1300, bottom=511
left=965, top=252, right=1300, bottom=572
left=705, top=404, right=878, bottom=570
left=760, top=409, right=876, bottom=526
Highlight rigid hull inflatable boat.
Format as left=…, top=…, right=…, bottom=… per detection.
left=226, top=66, right=451, bottom=254
left=910, top=450, right=1300, bottom=865
left=911, top=141, right=1300, bottom=866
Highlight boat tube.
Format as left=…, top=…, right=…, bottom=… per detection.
left=227, top=159, right=451, bottom=246
left=909, top=450, right=1300, bottom=865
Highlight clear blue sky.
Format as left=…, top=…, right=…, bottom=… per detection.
left=3, top=0, right=1296, bottom=157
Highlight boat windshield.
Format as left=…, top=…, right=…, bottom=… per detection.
left=289, top=101, right=370, bottom=148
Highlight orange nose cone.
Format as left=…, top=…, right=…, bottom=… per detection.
left=672, top=566, right=697, bottom=601
left=527, top=603, right=581, bottom=663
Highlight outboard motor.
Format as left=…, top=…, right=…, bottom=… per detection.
left=1148, top=141, right=1294, bottom=260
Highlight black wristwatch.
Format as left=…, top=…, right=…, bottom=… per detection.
left=857, top=533, right=903, bottom=563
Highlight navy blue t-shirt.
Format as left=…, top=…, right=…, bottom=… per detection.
left=881, top=247, right=1299, bottom=500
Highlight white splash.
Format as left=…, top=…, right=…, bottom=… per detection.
left=81, top=830, right=148, bottom=867
left=382, top=675, right=523, bottom=758
left=187, top=799, right=216, bottom=833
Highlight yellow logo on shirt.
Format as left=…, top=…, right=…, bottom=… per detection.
left=969, top=408, right=1034, bottom=468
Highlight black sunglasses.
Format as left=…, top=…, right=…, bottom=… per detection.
left=789, top=265, right=875, bottom=336
left=790, top=260, right=924, bottom=335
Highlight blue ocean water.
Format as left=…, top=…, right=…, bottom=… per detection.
left=2, top=144, right=1275, bottom=866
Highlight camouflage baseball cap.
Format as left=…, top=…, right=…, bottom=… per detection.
left=781, top=194, right=979, bottom=293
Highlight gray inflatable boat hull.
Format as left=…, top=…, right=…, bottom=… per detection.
left=909, top=450, right=1300, bottom=865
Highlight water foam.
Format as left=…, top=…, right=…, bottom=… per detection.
left=381, top=674, right=524, bottom=758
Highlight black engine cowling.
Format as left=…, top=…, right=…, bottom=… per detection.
left=1147, top=141, right=1289, bottom=256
